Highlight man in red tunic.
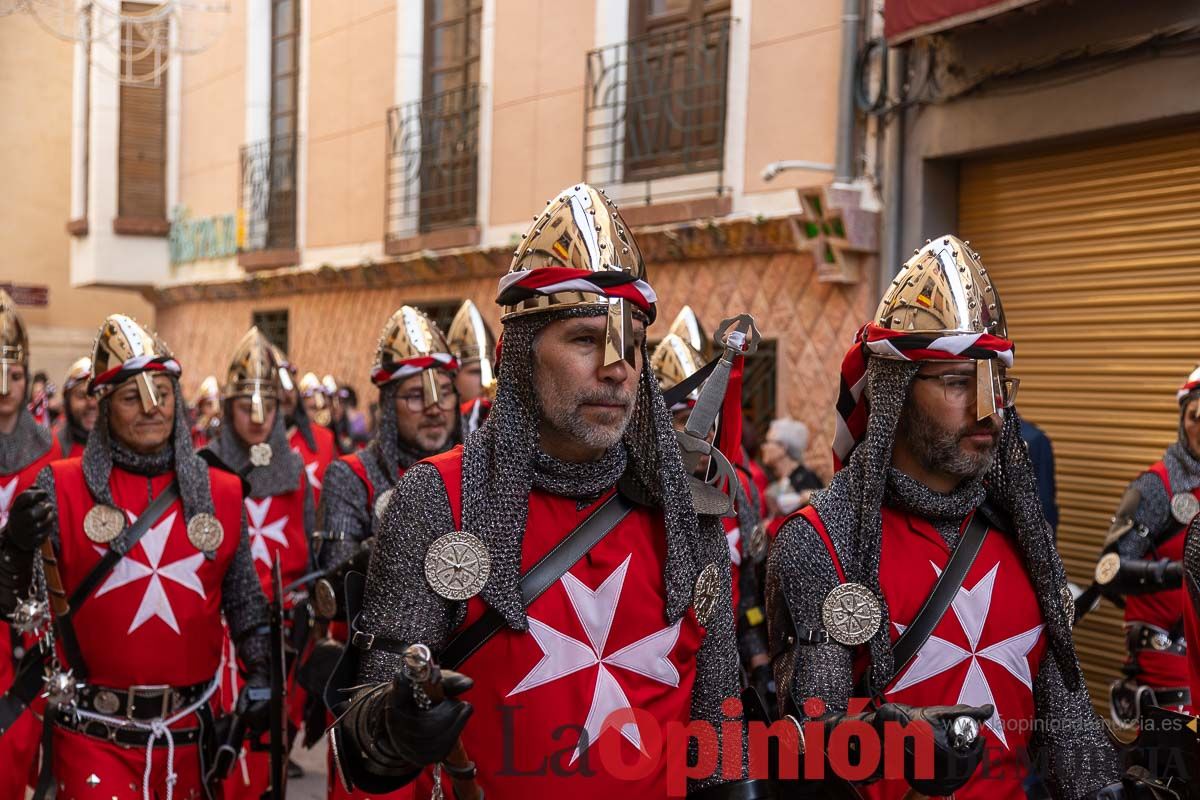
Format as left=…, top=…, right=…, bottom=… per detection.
left=206, top=326, right=314, bottom=799
left=0, top=289, right=64, bottom=799
left=332, top=184, right=766, bottom=799
left=0, top=314, right=270, bottom=800
left=272, top=346, right=335, bottom=504
left=54, top=356, right=97, bottom=459
left=767, top=237, right=1125, bottom=798
left=447, top=299, right=496, bottom=436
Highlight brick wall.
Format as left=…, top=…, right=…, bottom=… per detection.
left=156, top=251, right=873, bottom=477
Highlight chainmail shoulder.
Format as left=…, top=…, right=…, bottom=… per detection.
left=1028, top=650, right=1120, bottom=796
left=0, top=409, right=53, bottom=474
left=221, top=507, right=270, bottom=640
left=1119, top=471, right=1173, bottom=557
left=357, top=461, right=463, bottom=684
left=315, top=458, right=371, bottom=571
left=1186, top=518, right=1200, bottom=644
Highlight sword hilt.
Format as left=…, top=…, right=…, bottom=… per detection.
left=402, top=644, right=482, bottom=800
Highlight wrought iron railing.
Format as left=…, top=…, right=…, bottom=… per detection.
left=239, top=133, right=298, bottom=252
left=385, top=83, right=480, bottom=240
left=584, top=17, right=731, bottom=204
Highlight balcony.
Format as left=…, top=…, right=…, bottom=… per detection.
left=238, top=133, right=299, bottom=269
left=584, top=16, right=731, bottom=221
left=385, top=83, right=481, bottom=254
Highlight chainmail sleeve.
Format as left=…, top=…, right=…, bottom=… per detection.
left=302, top=479, right=316, bottom=569
left=767, top=514, right=855, bottom=719
left=1115, top=472, right=1172, bottom=558
left=221, top=508, right=270, bottom=641
left=316, top=458, right=370, bottom=571
left=1027, top=652, right=1120, bottom=798
left=356, top=462, right=463, bottom=684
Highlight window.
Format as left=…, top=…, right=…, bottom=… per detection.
left=741, top=339, right=777, bottom=444
left=117, top=2, right=167, bottom=224
left=417, top=299, right=463, bottom=336
left=252, top=309, right=289, bottom=355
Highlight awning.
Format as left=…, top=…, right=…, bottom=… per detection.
left=885, top=0, right=1044, bottom=44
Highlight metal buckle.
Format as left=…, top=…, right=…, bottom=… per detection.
left=350, top=630, right=376, bottom=650
left=124, top=683, right=172, bottom=720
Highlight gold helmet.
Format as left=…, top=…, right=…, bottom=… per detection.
left=223, top=327, right=280, bottom=424
left=651, top=333, right=705, bottom=410
left=62, top=357, right=93, bottom=394
left=90, top=315, right=180, bottom=414
left=299, top=372, right=330, bottom=426
left=667, top=305, right=713, bottom=362
left=196, top=374, right=220, bottom=403
left=371, top=305, right=457, bottom=408
left=266, top=341, right=295, bottom=394
left=0, top=289, right=28, bottom=397
left=498, top=183, right=654, bottom=367
left=447, top=299, right=496, bottom=391
left=874, top=234, right=1010, bottom=420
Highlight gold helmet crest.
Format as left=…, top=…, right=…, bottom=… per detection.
left=651, top=333, right=705, bottom=409
left=0, top=289, right=29, bottom=397
left=372, top=306, right=456, bottom=408
left=667, top=305, right=713, bottom=362
left=223, top=327, right=281, bottom=424
left=446, top=300, right=496, bottom=392
left=90, top=315, right=179, bottom=413
left=498, top=183, right=654, bottom=367
left=62, top=357, right=93, bottom=394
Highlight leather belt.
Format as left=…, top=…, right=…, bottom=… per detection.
left=56, top=712, right=204, bottom=748
left=76, top=680, right=212, bottom=721
left=1125, top=621, right=1187, bottom=656
left=1149, top=686, right=1192, bottom=708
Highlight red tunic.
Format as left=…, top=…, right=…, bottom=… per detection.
left=1126, top=463, right=1194, bottom=700
left=0, top=440, right=61, bottom=800
left=412, top=447, right=707, bottom=799
left=245, top=472, right=311, bottom=593
left=799, top=504, right=1048, bottom=800
left=291, top=424, right=336, bottom=505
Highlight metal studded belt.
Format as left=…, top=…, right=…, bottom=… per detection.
left=1125, top=621, right=1187, bottom=656
left=75, top=680, right=213, bottom=721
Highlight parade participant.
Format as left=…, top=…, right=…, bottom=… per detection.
left=332, top=184, right=766, bottom=799
left=0, top=314, right=271, bottom=800
left=274, top=347, right=336, bottom=502
left=192, top=373, right=222, bottom=447
left=0, top=290, right=63, bottom=800
left=447, top=299, right=496, bottom=435
left=767, top=236, right=1122, bottom=797
left=29, top=371, right=54, bottom=429
left=55, top=357, right=97, bottom=459
left=300, top=371, right=333, bottom=429
left=1087, top=365, right=1200, bottom=725
left=205, top=326, right=313, bottom=798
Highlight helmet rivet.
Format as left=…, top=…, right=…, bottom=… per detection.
left=988, top=303, right=996, bottom=310
left=622, top=247, right=629, bottom=253
left=599, top=242, right=606, bottom=249
left=575, top=185, right=581, bottom=190
left=925, top=238, right=932, bottom=244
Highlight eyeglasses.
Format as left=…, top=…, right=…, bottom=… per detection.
left=913, top=373, right=1020, bottom=410
left=397, top=392, right=458, bottom=412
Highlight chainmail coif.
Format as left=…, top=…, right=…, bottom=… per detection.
left=1120, top=391, right=1200, bottom=554
left=206, top=404, right=303, bottom=498
left=0, top=407, right=53, bottom=474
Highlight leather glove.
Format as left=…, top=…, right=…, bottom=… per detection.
left=237, top=671, right=272, bottom=737
left=1091, top=766, right=1184, bottom=800
left=381, top=666, right=474, bottom=769
left=5, top=489, right=54, bottom=552
left=869, top=702, right=992, bottom=796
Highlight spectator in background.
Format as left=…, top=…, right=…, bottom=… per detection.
left=760, top=417, right=824, bottom=528
left=1019, top=415, right=1059, bottom=537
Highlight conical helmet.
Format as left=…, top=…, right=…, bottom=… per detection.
left=90, top=315, right=180, bottom=413
left=299, top=372, right=325, bottom=403
left=372, top=305, right=457, bottom=408
left=874, top=234, right=1009, bottom=419
left=266, top=341, right=295, bottom=393
left=223, top=327, right=280, bottom=424
left=667, top=305, right=713, bottom=361
left=651, top=333, right=705, bottom=410
left=0, top=289, right=28, bottom=397
left=196, top=375, right=220, bottom=403
left=447, top=299, right=496, bottom=390
left=498, top=183, right=654, bottom=367
left=62, top=357, right=93, bottom=394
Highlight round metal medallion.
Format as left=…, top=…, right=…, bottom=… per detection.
left=249, top=442, right=273, bottom=467
left=821, top=582, right=882, bottom=646
left=1151, top=632, right=1171, bottom=651
left=83, top=505, right=125, bottom=544
left=424, top=531, right=491, bottom=601
left=949, top=715, right=980, bottom=752
left=374, top=487, right=395, bottom=522
left=186, top=513, right=224, bottom=553
left=92, top=689, right=120, bottom=715
left=692, top=562, right=722, bottom=627
left=1094, top=552, right=1121, bottom=585
left=1171, top=492, right=1200, bottom=525
left=748, top=522, right=767, bottom=561
left=313, top=578, right=337, bottom=619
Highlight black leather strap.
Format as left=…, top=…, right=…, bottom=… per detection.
left=438, top=490, right=637, bottom=671
left=890, top=503, right=994, bottom=677
left=0, top=643, right=48, bottom=733
left=662, top=355, right=719, bottom=409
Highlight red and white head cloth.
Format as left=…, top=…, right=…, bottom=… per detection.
left=832, top=323, right=1015, bottom=470
left=90, top=353, right=182, bottom=397
left=370, top=353, right=458, bottom=387
left=495, top=267, right=657, bottom=322
left=1178, top=365, right=1200, bottom=405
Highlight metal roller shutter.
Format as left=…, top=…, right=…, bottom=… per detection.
left=959, top=127, right=1200, bottom=708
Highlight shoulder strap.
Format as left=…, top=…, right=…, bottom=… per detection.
left=888, top=503, right=994, bottom=679
left=438, top=490, right=637, bottom=670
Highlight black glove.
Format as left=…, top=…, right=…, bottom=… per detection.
left=1091, top=766, right=1183, bottom=800
left=237, top=672, right=272, bottom=738
left=869, top=702, right=991, bottom=796
left=380, top=667, right=474, bottom=769
left=5, top=488, right=54, bottom=552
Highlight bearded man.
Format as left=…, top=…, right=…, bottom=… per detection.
left=767, top=237, right=1123, bottom=798
left=0, top=314, right=271, bottom=799
left=330, top=184, right=765, bottom=799
left=55, top=357, right=97, bottom=459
